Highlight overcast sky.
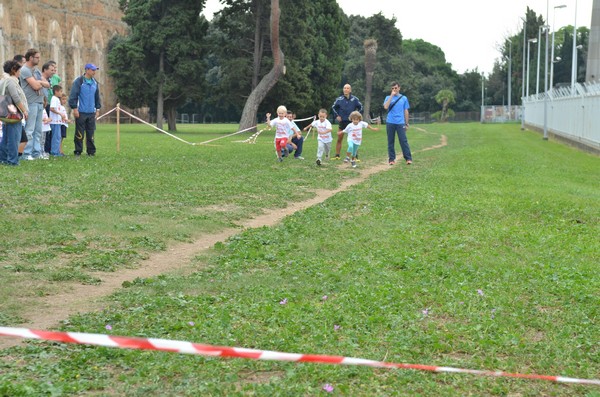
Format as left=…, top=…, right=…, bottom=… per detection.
left=202, top=0, right=594, bottom=75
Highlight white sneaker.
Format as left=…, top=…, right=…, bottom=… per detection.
left=24, top=155, right=35, bottom=161
left=41, top=153, right=50, bottom=160
left=344, top=156, right=350, bottom=163
left=295, top=156, right=304, bottom=160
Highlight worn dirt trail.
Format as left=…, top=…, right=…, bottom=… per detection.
left=1, top=133, right=446, bottom=349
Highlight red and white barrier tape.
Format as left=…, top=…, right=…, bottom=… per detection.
left=1, top=327, right=598, bottom=386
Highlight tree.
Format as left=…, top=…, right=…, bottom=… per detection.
left=239, top=0, right=284, bottom=131
left=108, top=0, right=208, bottom=130
left=435, top=89, right=455, bottom=122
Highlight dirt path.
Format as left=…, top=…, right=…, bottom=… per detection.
left=1, top=133, right=446, bottom=349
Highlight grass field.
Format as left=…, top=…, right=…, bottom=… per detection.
left=0, top=122, right=598, bottom=396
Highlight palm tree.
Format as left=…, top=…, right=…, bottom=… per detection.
left=363, top=39, right=378, bottom=121
left=435, top=89, right=455, bottom=122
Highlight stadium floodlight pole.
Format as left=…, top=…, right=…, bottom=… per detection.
left=551, top=5, right=567, bottom=88
left=543, top=0, right=550, bottom=140
left=507, top=39, right=512, bottom=119
left=521, top=17, right=527, bottom=130
left=526, top=38, right=537, bottom=121
left=480, top=73, right=485, bottom=122
left=571, top=0, right=578, bottom=93
left=536, top=25, right=543, bottom=94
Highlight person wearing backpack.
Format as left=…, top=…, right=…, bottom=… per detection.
left=68, top=63, right=101, bottom=157
left=383, top=81, right=412, bottom=166
left=0, top=60, right=29, bottom=166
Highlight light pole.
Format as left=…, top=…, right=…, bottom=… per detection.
left=551, top=4, right=567, bottom=88
left=507, top=40, right=512, bottom=119
left=536, top=25, right=543, bottom=94
left=573, top=44, right=583, bottom=91
left=521, top=18, right=526, bottom=130
left=571, top=0, right=579, bottom=92
left=527, top=38, right=538, bottom=97
left=480, top=73, right=485, bottom=122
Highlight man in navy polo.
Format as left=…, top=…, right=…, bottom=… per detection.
left=68, top=63, right=101, bottom=156
left=331, top=83, right=363, bottom=160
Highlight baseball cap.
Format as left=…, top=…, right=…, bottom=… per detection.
left=85, top=63, right=99, bottom=71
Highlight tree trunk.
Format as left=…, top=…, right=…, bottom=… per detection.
left=167, top=107, right=177, bottom=131
left=156, top=50, right=165, bottom=130
left=441, top=100, right=448, bottom=122
left=252, top=0, right=264, bottom=89
left=239, top=0, right=284, bottom=132
left=363, top=39, right=378, bottom=122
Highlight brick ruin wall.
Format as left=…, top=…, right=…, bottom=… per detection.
left=0, top=0, right=127, bottom=111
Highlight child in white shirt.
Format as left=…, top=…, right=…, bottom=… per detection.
left=266, top=105, right=294, bottom=162
left=342, top=111, right=379, bottom=168
left=304, top=108, right=332, bottom=166
left=49, top=86, right=68, bottom=156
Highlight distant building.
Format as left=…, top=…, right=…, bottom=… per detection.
left=0, top=0, right=127, bottom=110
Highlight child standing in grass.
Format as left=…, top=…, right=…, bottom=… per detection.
left=266, top=105, right=294, bottom=162
left=49, top=85, right=67, bottom=156
left=343, top=111, right=379, bottom=168
left=304, top=108, right=332, bottom=166
left=59, top=94, right=70, bottom=155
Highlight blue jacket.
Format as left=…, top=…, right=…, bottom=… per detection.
left=68, top=75, right=101, bottom=113
left=332, top=94, right=363, bottom=122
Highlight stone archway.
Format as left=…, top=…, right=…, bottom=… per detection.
left=48, top=20, right=64, bottom=83
left=23, top=13, right=39, bottom=49
left=0, top=4, right=11, bottom=63
left=70, top=25, right=85, bottom=84
left=90, top=28, right=105, bottom=84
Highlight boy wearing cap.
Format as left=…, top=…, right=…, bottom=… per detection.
left=68, top=63, right=101, bottom=156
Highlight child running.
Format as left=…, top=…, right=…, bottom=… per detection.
left=303, top=108, right=332, bottom=166
left=343, top=110, right=379, bottom=168
left=266, top=105, right=294, bottom=162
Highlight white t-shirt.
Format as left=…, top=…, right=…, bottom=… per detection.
left=343, top=121, right=368, bottom=145
left=50, top=96, right=63, bottom=124
left=58, top=104, right=68, bottom=127
left=310, top=119, right=333, bottom=143
left=42, top=109, right=51, bottom=132
left=269, top=117, right=293, bottom=139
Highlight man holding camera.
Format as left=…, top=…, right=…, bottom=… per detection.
left=383, top=81, right=412, bottom=165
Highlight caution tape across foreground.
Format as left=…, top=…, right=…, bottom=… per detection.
left=1, top=327, right=599, bottom=386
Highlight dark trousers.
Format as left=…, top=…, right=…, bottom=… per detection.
left=74, top=113, right=96, bottom=155
left=386, top=123, right=411, bottom=162
left=291, top=136, right=304, bottom=157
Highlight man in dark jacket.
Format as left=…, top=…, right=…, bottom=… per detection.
left=331, top=83, right=363, bottom=160
left=68, top=63, right=101, bottom=156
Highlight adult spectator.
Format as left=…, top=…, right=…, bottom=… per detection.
left=68, top=63, right=101, bottom=157
left=12, top=55, right=27, bottom=156
left=13, top=55, right=25, bottom=66
left=41, top=61, right=56, bottom=156
left=331, top=83, right=363, bottom=160
left=0, top=60, right=29, bottom=166
left=383, top=81, right=412, bottom=165
left=20, top=48, right=51, bottom=160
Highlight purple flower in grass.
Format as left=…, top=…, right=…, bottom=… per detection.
left=322, top=295, right=328, bottom=301
left=188, top=321, right=195, bottom=326
left=323, top=383, right=334, bottom=392
left=477, top=289, right=484, bottom=297
left=105, top=324, right=112, bottom=331
left=334, top=325, right=341, bottom=331
left=280, top=298, right=288, bottom=305
left=422, top=308, right=429, bottom=316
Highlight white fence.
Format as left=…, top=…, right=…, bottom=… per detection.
left=522, top=82, right=600, bottom=152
